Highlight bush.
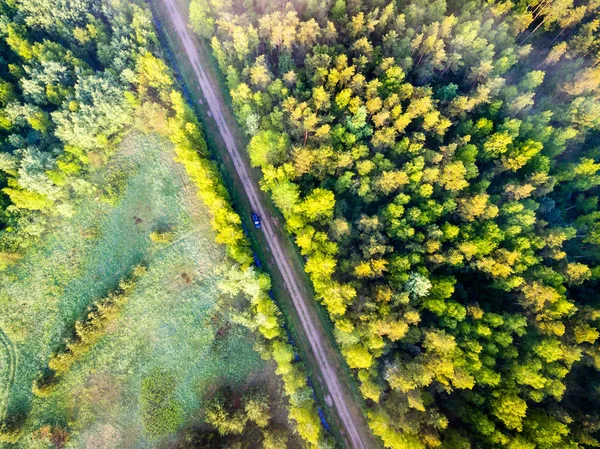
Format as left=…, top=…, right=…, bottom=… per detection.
left=32, top=368, right=59, bottom=397
left=0, top=424, right=23, bottom=444
left=0, top=414, right=26, bottom=443
left=140, top=370, right=185, bottom=438
left=149, top=230, right=175, bottom=244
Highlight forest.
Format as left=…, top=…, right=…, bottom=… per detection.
left=187, top=0, right=600, bottom=447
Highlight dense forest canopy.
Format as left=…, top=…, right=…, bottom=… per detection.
left=189, top=0, right=600, bottom=447
left=0, top=0, right=151, bottom=237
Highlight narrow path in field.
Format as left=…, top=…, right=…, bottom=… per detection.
left=158, top=1, right=376, bottom=448
left=0, top=328, right=17, bottom=421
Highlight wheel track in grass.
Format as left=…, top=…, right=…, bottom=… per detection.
left=0, top=328, right=17, bottom=421
left=158, top=0, right=377, bottom=447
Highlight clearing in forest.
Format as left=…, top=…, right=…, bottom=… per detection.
left=0, top=131, right=297, bottom=447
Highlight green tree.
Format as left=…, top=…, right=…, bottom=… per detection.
left=247, top=130, right=289, bottom=167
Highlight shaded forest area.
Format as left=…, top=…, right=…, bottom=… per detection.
left=189, top=0, right=600, bottom=447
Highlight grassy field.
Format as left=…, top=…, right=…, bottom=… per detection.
left=0, top=131, right=297, bottom=448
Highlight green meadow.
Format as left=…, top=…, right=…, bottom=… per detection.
left=0, top=132, right=285, bottom=448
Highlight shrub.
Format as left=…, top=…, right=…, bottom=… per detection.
left=149, top=230, right=175, bottom=244
left=0, top=413, right=26, bottom=443
left=32, top=368, right=59, bottom=397
left=140, top=370, right=185, bottom=438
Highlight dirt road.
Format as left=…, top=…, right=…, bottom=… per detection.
left=159, top=0, right=375, bottom=447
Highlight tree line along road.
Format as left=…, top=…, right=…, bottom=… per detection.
left=157, top=0, right=378, bottom=447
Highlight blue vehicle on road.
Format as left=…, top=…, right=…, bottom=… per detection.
left=251, top=213, right=261, bottom=229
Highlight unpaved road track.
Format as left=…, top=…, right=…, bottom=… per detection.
left=159, top=0, right=375, bottom=447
